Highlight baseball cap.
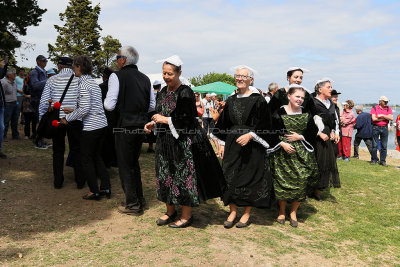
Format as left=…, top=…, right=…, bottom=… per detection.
left=36, top=55, right=48, bottom=62
left=379, top=96, right=389, bottom=102
left=331, top=90, right=341, bottom=95
left=58, top=57, right=73, bottom=66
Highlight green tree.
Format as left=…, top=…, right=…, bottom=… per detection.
left=0, top=0, right=46, bottom=55
left=48, top=0, right=101, bottom=70
left=97, top=35, right=121, bottom=68
left=190, top=72, right=236, bottom=87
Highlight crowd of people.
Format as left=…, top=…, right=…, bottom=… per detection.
left=0, top=46, right=397, bottom=229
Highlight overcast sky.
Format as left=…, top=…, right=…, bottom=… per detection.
left=15, top=0, right=400, bottom=104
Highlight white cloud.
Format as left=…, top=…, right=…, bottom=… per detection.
left=13, top=0, right=400, bottom=104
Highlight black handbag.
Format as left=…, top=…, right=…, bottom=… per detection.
left=36, top=75, right=74, bottom=140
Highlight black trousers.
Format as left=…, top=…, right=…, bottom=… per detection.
left=52, top=120, right=84, bottom=187
left=23, top=112, right=37, bottom=137
left=353, top=136, right=373, bottom=158
left=80, top=127, right=110, bottom=194
left=115, top=127, right=145, bottom=210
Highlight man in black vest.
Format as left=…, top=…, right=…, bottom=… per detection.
left=104, top=46, right=155, bottom=215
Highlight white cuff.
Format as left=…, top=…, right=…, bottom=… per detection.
left=249, top=131, right=270, bottom=149
left=167, top=117, right=179, bottom=139
left=313, top=115, right=324, bottom=133
left=267, top=141, right=282, bottom=154
left=210, top=133, right=225, bottom=146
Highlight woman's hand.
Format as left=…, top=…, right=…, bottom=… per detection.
left=395, top=138, right=398, bottom=146
left=319, top=133, right=329, bottom=141
left=144, top=121, right=155, bottom=134
left=63, top=107, right=73, bottom=114
left=281, top=142, right=296, bottom=154
left=334, top=134, right=340, bottom=144
left=218, top=145, right=225, bottom=159
left=236, top=133, right=253, bottom=147
left=330, top=131, right=336, bottom=140
left=59, top=117, right=68, bottom=125
left=152, top=114, right=168, bottom=124
left=285, top=131, right=303, bottom=142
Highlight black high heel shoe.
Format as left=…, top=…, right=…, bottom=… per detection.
left=169, top=217, right=193, bottom=228
left=99, top=189, right=111, bottom=199
left=156, top=211, right=177, bottom=226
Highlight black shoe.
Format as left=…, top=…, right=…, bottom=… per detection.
left=370, top=161, right=377, bottom=165
left=99, top=189, right=111, bottom=199
left=0, top=152, right=7, bottom=159
left=147, top=148, right=155, bottom=153
left=289, top=218, right=298, bottom=228
left=82, top=192, right=101, bottom=200
left=379, top=162, right=388, bottom=167
left=236, top=219, right=251, bottom=228
left=77, top=184, right=85, bottom=189
left=169, top=217, right=193, bottom=228
left=54, top=185, right=63, bottom=189
left=352, top=155, right=359, bottom=159
left=118, top=206, right=143, bottom=216
left=276, top=218, right=285, bottom=225
left=223, top=217, right=237, bottom=229
left=156, top=211, right=177, bottom=226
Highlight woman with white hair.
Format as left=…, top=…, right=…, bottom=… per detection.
left=144, top=55, right=225, bottom=228
left=212, top=65, right=273, bottom=228
left=312, top=78, right=340, bottom=198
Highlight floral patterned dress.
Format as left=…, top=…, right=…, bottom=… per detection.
left=154, top=85, right=225, bottom=207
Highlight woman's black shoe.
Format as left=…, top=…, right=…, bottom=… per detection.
left=82, top=192, right=101, bottom=200
left=289, top=218, right=298, bottom=228
left=156, top=211, right=177, bottom=226
left=223, top=219, right=236, bottom=229
left=169, top=217, right=193, bottom=228
left=236, top=219, right=251, bottom=228
left=99, top=189, right=111, bottom=199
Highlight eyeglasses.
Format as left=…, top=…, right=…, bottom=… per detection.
left=116, top=55, right=126, bottom=60
left=234, top=74, right=251, bottom=80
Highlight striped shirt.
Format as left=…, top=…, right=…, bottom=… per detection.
left=65, top=74, right=108, bottom=131
left=39, top=68, right=79, bottom=121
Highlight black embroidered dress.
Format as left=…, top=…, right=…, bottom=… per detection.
left=154, top=85, right=225, bottom=207
left=213, top=93, right=273, bottom=208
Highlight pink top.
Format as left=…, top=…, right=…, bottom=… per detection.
left=340, top=109, right=356, bottom=137
left=370, top=105, right=393, bottom=126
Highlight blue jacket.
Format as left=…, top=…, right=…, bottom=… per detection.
left=354, top=112, right=372, bottom=139
left=29, top=66, right=47, bottom=103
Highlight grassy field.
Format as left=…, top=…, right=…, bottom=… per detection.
left=0, top=136, right=399, bottom=266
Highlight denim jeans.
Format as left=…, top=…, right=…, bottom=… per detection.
left=371, top=125, right=388, bottom=163
left=353, top=137, right=373, bottom=160
left=202, top=117, right=214, bottom=136
left=4, top=102, right=19, bottom=138
left=0, top=106, right=4, bottom=152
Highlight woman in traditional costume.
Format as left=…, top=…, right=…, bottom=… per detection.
left=269, top=67, right=317, bottom=115
left=312, top=78, right=341, bottom=195
left=268, top=84, right=319, bottom=227
left=212, top=65, right=273, bottom=228
left=144, top=55, right=225, bottom=228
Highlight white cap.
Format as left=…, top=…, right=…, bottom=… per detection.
left=287, top=67, right=310, bottom=73
left=153, top=80, right=161, bottom=86
left=379, top=96, right=389, bottom=102
left=288, top=84, right=306, bottom=90
left=230, top=65, right=258, bottom=75
left=316, top=77, right=334, bottom=84
left=156, top=55, right=183, bottom=66
left=342, top=102, right=349, bottom=106
left=210, top=93, right=217, bottom=96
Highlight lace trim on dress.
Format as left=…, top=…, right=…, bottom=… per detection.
left=249, top=131, right=270, bottom=149
left=210, top=133, right=225, bottom=146
left=168, top=117, right=179, bottom=139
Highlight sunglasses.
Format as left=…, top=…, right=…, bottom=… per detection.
left=116, top=55, right=126, bottom=60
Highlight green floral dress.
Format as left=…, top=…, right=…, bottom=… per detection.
left=155, top=89, right=199, bottom=207
left=269, top=112, right=319, bottom=202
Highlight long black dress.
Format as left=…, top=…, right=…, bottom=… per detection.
left=312, top=96, right=340, bottom=189
left=268, top=107, right=320, bottom=202
left=213, top=93, right=274, bottom=208
left=154, top=85, right=226, bottom=207
left=269, top=87, right=317, bottom=115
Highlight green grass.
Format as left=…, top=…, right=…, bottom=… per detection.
left=0, top=137, right=399, bottom=266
